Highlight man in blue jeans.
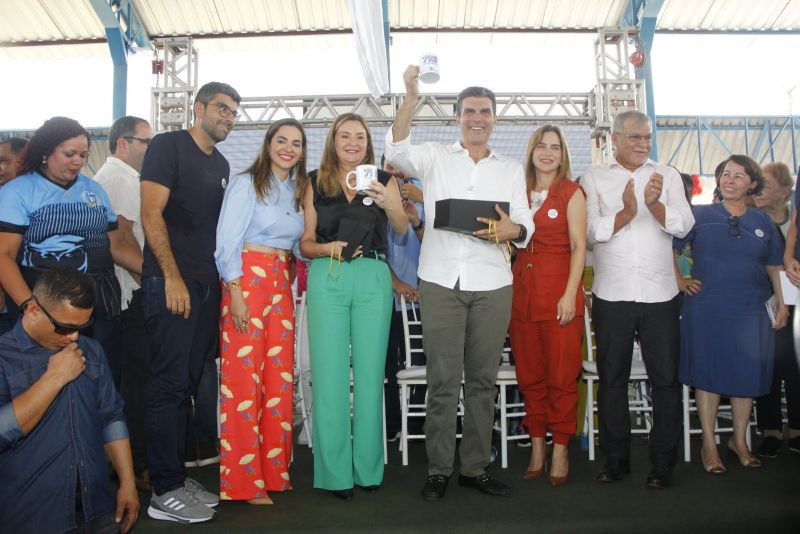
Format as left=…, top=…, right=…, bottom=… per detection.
left=140, top=81, right=241, bottom=524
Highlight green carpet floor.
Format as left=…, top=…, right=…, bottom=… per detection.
left=134, top=435, right=799, bottom=533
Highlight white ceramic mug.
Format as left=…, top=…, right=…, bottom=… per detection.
left=345, top=164, right=378, bottom=193
left=419, top=53, right=440, bottom=84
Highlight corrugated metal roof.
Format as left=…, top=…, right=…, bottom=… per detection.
left=659, top=0, right=800, bottom=31
left=1, top=0, right=798, bottom=49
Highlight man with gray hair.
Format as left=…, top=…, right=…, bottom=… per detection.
left=582, top=110, right=694, bottom=489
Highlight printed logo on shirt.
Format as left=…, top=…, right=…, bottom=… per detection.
left=547, top=209, right=558, bottom=219
left=755, top=228, right=765, bottom=238
left=221, top=178, right=227, bottom=190
left=81, top=191, right=98, bottom=208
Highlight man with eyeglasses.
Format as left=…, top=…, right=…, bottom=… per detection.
left=140, top=81, right=241, bottom=524
left=582, top=109, right=694, bottom=490
left=93, top=115, right=151, bottom=493
left=0, top=267, right=139, bottom=533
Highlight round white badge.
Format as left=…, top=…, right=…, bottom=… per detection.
left=755, top=228, right=764, bottom=238
left=547, top=208, right=558, bottom=219
left=363, top=196, right=374, bottom=206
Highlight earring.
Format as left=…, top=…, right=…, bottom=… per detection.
left=41, top=156, right=47, bottom=169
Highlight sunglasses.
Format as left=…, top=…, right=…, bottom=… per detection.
left=31, top=296, right=93, bottom=335
left=728, top=215, right=741, bottom=239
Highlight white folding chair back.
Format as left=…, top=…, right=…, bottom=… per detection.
left=681, top=386, right=756, bottom=461
left=293, top=293, right=313, bottom=448
left=496, top=336, right=526, bottom=468
left=397, top=295, right=433, bottom=465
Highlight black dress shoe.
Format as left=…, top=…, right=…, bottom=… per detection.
left=457, top=473, right=512, bottom=496
left=421, top=475, right=449, bottom=501
left=645, top=467, right=672, bottom=489
left=356, top=484, right=380, bottom=492
left=330, top=489, right=354, bottom=501
left=758, top=435, right=782, bottom=457
left=596, top=464, right=630, bottom=483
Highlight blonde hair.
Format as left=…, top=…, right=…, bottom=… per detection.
left=316, top=113, right=374, bottom=198
left=523, top=125, right=572, bottom=193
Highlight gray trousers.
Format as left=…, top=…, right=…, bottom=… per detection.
left=419, top=279, right=512, bottom=477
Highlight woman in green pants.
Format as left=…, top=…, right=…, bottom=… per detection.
left=299, top=113, right=407, bottom=500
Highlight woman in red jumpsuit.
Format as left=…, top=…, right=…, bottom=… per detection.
left=510, top=125, right=587, bottom=486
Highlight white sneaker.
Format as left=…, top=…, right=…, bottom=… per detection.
left=185, top=477, right=219, bottom=507
left=147, top=486, right=215, bottom=524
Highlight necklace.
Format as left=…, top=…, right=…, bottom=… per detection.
left=531, top=190, right=548, bottom=209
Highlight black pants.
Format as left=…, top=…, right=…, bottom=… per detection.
left=142, top=276, right=220, bottom=494
left=757, top=307, right=800, bottom=430
left=120, top=289, right=151, bottom=475
left=593, top=295, right=682, bottom=469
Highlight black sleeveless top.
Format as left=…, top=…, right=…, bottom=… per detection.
left=310, top=169, right=391, bottom=254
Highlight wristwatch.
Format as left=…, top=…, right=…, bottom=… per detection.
left=412, top=219, right=425, bottom=231
left=513, top=224, right=527, bottom=243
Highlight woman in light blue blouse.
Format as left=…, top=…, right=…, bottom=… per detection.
left=214, top=119, right=307, bottom=505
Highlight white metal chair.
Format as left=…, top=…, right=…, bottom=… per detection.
left=495, top=341, right=527, bottom=468
left=293, top=293, right=313, bottom=448
left=582, top=297, right=652, bottom=460
left=294, top=292, right=387, bottom=463
left=397, top=296, right=524, bottom=468
left=681, top=385, right=755, bottom=462
left=396, top=295, right=468, bottom=465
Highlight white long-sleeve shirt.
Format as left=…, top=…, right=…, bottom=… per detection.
left=93, top=156, right=143, bottom=310
left=582, top=158, right=695, bottom=303
left=384, top=133, right=533, bottom=291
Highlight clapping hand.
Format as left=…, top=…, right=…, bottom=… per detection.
left=644, top=172, right=663, bottom=207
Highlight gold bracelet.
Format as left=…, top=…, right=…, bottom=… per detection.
left=228, top=280, right=241, bottom=291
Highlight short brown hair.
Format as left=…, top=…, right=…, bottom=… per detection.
left=716, top=154, right=765, bottom=196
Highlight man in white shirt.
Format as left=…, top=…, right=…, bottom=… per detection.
left=582, top=110, right=694, bottom=489
left=93, top=116, right=150, bottom=491
left=386, top=66, right=532, bottom=501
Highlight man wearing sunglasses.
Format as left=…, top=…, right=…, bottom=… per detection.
left=140, top=81, right=241, bottom=524
left=0, top=267, right=139, bottom=533
left=93, top=115, right=151, bottom=493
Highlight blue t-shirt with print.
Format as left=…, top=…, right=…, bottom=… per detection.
left=0, top=171, right=118, bottom=273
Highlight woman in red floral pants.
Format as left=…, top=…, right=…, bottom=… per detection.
left=215, top=119, right=307, bottom=504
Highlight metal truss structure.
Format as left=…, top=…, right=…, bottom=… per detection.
left=149, top=37, right=199, bottom=132
left=232, top=92, right=593, bottom=128
left=589, top=26, right=646, bottom=163
left=658, top=116, right=800, bottom=176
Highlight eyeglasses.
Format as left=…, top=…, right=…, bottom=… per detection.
left=209, top=102, right=240, bottom=119
left=31, top=295, right=93, bottom=335
left=621, top=133, right=653, bottom=143
left=123, top=136, right=151, bottom=146
left=728, top=215, right=741, bottom=238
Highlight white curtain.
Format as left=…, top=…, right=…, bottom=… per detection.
left=347, top=0, right=389, bottom=99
